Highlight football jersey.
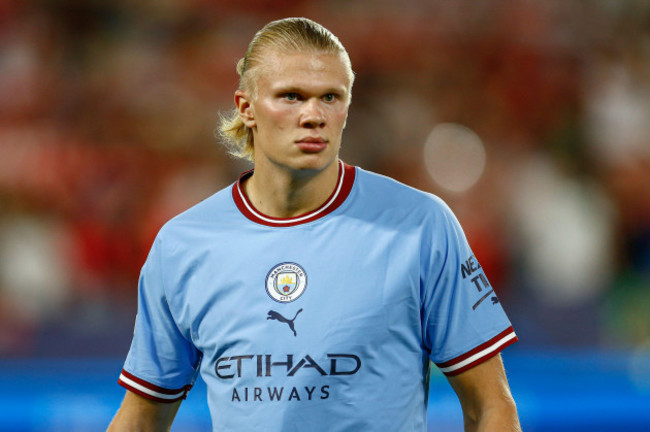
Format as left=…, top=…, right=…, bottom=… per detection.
left=118, top=160, right=517, bottom=431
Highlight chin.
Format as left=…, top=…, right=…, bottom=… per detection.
left=290, top=154, right=337, bottom=174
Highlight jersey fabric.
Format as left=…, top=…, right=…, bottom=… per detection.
left=118, top=160, right=517, bottom=431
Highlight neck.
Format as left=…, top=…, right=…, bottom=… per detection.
left=243, top=160, right=340, bottom=219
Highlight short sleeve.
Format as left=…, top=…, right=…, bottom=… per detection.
left=118, top=236, right=201, bottom=403
left=421, top=200, right=517, bottom=376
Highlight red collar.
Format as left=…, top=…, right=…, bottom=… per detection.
left=232, top=160, right=356, bottom=227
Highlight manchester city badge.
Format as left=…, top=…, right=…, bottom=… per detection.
left=265, top=263, right=307, bottom=303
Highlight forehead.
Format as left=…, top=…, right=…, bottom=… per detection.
left=255, top=49, right=352, bottom=94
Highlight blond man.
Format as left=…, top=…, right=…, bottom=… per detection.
left=108, top=17, right=520, bottom=431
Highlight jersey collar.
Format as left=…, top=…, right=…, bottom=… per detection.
left=232, top=160, right=356, bottom=227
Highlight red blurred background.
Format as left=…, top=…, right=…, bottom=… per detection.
left=0, top=0, right=648, bottom=364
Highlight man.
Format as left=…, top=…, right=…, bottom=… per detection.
left=108, top=17, right=521, bottom=431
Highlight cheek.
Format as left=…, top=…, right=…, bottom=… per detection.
left=331, top=108, right=349, bottom=128
left=257, top=101, right=292, bottom=125
left=274, top=110, right=294, bottom=130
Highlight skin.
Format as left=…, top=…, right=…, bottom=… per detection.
left=107, top=47, right=521, bottom=431
left=447, top=354, right=522, bottom=431
left=107, top=391, right=181, bottom=432
left=234, top=49, right=352, bottom=218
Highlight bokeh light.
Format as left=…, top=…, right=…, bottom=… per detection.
left=423, top=123, right=486, bottom=193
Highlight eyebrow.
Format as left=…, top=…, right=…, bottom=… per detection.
left=273, top=85, right=347, bottom=95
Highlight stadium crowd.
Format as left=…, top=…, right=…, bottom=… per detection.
left=0, top=0, right=648, bottom=357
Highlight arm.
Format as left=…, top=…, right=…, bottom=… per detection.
left=107, top=391, right=182, bottom=432
left=446, top=354, right=521, bottom=432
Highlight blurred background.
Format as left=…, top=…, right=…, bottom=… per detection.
left=0, top=0, right=649, bottom=430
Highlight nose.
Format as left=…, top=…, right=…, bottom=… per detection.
left=299, top=99, right=325, bottom=128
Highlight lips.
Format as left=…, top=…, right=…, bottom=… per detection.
left=296, top=137, right=328, bottom=153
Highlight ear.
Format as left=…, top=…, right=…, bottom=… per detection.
left=235, top=90, right=256, bottom=128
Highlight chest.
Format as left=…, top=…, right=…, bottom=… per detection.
left=166, top=221, right=424, bottom=366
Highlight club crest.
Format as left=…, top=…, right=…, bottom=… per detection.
left=266, top=263, right=307, bottom=303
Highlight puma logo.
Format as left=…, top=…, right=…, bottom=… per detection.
left=267, top=309, right=303, bottom=336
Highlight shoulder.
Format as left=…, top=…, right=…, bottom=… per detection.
left=154, top=182, right=238, bottom=246
left=352, top=167, right=455, bottom=220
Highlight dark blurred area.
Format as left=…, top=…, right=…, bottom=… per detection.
left=0, top=0, right=648, bottom=361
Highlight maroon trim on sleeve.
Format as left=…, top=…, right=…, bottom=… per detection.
left=118, top=369, right=192, bottom=403
left=435, top=326, right=518, bottom=377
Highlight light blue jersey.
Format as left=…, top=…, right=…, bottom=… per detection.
left=119, top=161, right=517, bottom=431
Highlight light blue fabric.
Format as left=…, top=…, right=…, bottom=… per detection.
left=122, top=165, right=515, bottom=431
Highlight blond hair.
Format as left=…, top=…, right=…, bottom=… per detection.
left=217, top=17, right=354, bottom=161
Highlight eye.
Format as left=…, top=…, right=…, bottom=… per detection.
left=284, top=93, right=299, bottom=101
left=322, top=93, right=336, bottom=102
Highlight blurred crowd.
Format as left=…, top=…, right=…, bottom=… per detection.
left=0, top=0, right=648, bottom=357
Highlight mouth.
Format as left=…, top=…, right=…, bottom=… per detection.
left=295, top=137, right=328, bottom=153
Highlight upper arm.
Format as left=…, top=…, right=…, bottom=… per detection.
left=422, top=200, right=517, bottom=372
left=107, top=390, right=182, bottom=432
left=446, top=354, right=521, bottom=431
left=119, top=236, right=200, bottom=403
